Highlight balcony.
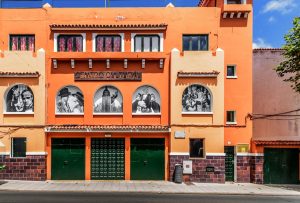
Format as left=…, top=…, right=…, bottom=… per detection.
left=50, top=52, right=168, bottom=61
left=222, top=4, right=252, bottom=19
left=50, top=52, right=168, bottom=69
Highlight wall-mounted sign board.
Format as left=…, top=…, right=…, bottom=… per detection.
left=75, top=71, right=142, bottom=81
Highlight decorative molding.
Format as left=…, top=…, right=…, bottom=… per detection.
left=182, top=112, right=213, bottom=115
left=50, top=23, right=168, bottom=31
left=237, top=153, right=264, bottom=157
left=177, top=71, right=220, bottom=78
left=169, top=152, right=226, bottom=156
left=45, top=125, right=170, bottom=133
left=93, top=113, right=123, bottom=116
left=0, top=71, right=40, bottom=78
left=206, top=153, right=226, bottom=156
left=169, top=152, right=189, bottom=156
left=26, top=152, right=48, bottom=156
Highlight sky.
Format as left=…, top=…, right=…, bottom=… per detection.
left=253, top=0, right=300, bottom=48
left=102, top=0, right=299, bottom=49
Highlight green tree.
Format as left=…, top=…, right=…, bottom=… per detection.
left=275, top=17, right=300, bottom=93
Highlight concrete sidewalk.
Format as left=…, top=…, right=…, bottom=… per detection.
left=0, top=180, right=300, bottom=195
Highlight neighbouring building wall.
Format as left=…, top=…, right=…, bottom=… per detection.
left=170, top=48, right=225, bottom=182
left=253, top=49, right=300, bottom=143
left=252, top=49, right=300, bottom=184
left=0, top=50, right=46, bottom=180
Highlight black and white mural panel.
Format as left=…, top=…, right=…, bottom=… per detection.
left=94, top=86, right=123, bottom=113
left=56, top=86, right=84, bottom=114
left=132, top=85, right=161, bottom=114
left=6, top=84, right=34, bottom=113
left=182, top=84, right=212, bottom=113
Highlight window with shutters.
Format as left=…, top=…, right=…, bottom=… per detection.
left=9, top=35, right=35, bottom=51
left=95, top=35, right=122, bottom=52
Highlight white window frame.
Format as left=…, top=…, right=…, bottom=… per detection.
left=226, top=64, right=238, bottom=79
left=224, top=0, right=246, bottom=4
left=92, top=33, right=125, bottom=52
left=226, top=110, right=237, bottom=125
left=131, top=33, right=164, bottom=52
left=54, top=33, right=86, bottom=52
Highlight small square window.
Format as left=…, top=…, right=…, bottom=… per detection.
left=11, top=138, right=26, bottom=158
left=226, top=111, right=236, bottom=124
left=227, top=65, right=237, bottom=78
left=226, top=0, right=244, bottom=4
left=189, top=139, right=204, bottom=158
left=183, top=35, right=208, bottom=51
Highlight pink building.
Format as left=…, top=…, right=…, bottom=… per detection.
left=253, top=48, right=300, bottom=184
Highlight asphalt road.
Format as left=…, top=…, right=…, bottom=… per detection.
left=0, top=191, right=300, bottom=203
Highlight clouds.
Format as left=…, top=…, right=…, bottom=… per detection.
left=253, top=38, right=273, bottom=49
left=262, top=0, right=297, bottom=14
left=268, top=16, right=275, bottom=23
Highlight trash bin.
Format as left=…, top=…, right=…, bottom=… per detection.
left=174, top=164, right=183, bottom=183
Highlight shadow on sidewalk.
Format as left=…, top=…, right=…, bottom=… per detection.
left=0, top=181, right=7, bottom=186
left=267, top=184, right=300, bottom=192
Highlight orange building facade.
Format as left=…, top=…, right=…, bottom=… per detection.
left=0, top=0, right=255, bottom=182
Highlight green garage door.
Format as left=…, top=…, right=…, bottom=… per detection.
left=91, top=138, right=125, bottom=180
left=51, top=138, right=85, bottom=180
left=264, top=148, right=299, bottom=184
left=131, top=138, right=165, bottom=180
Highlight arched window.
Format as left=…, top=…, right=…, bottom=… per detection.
left=5, top=84, right=34, bottom=113
left=56, top=86, right=84, bottom=114
left=182, top=84, right=212, bottom=113
left=132, top=85, right=161, bottom=114
left=94, top=86, right=123, bottom=114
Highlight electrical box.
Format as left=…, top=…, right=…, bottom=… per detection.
left=183, top=160, right=192, bottom=174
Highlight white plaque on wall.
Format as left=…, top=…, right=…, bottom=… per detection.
left=174, top=131, right=185, bottom=139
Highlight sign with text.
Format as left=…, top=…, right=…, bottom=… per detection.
left=74, top=71, right=142, bottom=81
left=206, top=166, right=215, bottom=173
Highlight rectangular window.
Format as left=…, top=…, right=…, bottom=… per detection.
left=96, top=35, right=121, bottom=52
left=226, top=111, right=236, bottom=124
left=134, top=35, right=160, bottom=52
left=57, top=35, right=83, bottom=52
left=227, top=65, right=237, bottom=77
left=9, top=35, right=35, bottom=51
left=11, top=138, right=26, bottom=158
left=226, top=0, right=243, bottom=4
left=189, top=139, right=204, bottom=158
left=183, top=35, right=208, bottom=51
